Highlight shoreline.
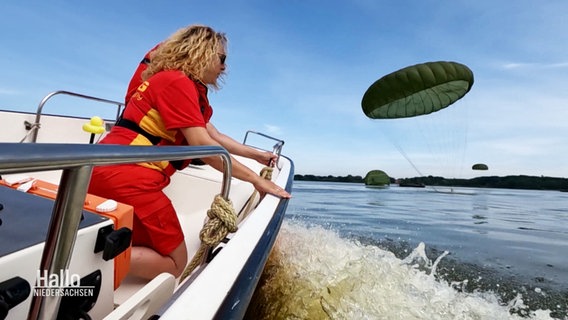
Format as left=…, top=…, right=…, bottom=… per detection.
left=294, top=174, right=568, bottom=192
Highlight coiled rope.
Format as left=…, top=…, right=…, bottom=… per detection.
left=179, top=165, right=274, bottom=283
left=179, top=194, right=238, bottom=282
left=260, top=166, right=273, bottom=180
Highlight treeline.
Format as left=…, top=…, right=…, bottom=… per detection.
left=294, top=174, right=568, bottom=191
left=294, top=174, right=365, bottom=183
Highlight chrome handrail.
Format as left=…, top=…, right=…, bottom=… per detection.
left=29, top=91, right=125, bottom=143
left=0, top=143, right=231, bottom=320
left=243, top=130, right=285, bottom=169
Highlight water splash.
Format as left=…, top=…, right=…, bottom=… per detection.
left=246, top=221, right=559, bottom=320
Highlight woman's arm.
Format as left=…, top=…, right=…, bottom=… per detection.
left=181, top=126, right=290, bottom=198
left=206, top=123, right=277, bottom=166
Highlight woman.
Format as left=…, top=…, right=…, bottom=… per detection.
left=88, top=25, right=291, bottom=280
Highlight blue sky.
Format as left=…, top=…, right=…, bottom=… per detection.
left=1, top=1, right=567, bottom=179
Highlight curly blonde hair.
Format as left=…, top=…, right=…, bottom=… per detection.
left=142, top=25, right=227, bottom=90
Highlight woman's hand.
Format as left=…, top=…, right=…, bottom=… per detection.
left=253, top=177, right=291, bottom=198
left=254, top=150, right=278, bottom=166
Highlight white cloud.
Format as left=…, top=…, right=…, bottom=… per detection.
left=0, top=87, right=20, bottom=95
left=501, top=61, right=568, bottom=70
left=263, top=124, right=282, bottom=135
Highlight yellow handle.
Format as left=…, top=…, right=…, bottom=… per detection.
left=82, top=116, right=105, bottom=134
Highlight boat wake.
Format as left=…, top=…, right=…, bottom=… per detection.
left=246, top=221, right=563, bottom=320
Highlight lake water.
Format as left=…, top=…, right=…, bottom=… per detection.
left=246, top=181, right=568, bottom=320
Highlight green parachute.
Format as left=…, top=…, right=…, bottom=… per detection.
left=362, top=61, right=474, bottom=119
left=361, top=61, right=475, bottom=179
left=472, top=163, right=488, bottom=170
left=364, top=170, right=390, bottom=187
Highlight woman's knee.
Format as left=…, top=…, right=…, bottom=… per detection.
left=169, top=241, right=188, bottom=277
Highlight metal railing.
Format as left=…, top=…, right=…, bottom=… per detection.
left=28, top=91, right=125, bottom=143
left=0, top=143, right=232, bottom=320
left=243, top=130, right=285, bottom=169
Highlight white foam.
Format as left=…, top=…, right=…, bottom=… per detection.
left=250, top=221, right=556, bottom=319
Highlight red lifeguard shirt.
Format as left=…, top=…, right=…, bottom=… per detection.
left=101, top=70, right=213, bottom=175
left=125, top=44, right=159, bottom=104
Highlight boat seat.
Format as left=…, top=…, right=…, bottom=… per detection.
left=104, top=273, right=175, bottom=320
left=0, top=174, right=134, bottom=289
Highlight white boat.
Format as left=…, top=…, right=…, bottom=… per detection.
left=428, top=187, right=476, bottom=195
left=0, top=91, right=294, bottom=319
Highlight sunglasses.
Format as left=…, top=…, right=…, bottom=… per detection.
left=218, top=53, right=227, bottom=64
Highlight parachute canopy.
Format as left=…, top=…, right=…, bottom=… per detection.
left=364, top=170, right=390, bottom=187
left=472, top=163, right=488, bottom=170
left=362, top=61, right=474, bottom=119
